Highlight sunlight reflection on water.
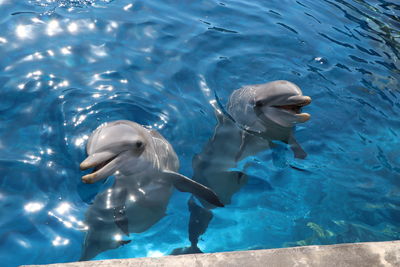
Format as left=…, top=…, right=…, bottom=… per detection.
left=0, top=0, right=399, bottom=266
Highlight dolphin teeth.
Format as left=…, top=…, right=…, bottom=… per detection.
left=273, top=96, right=311, bottom=115
left=89, top=154, right=118, bottom=174
left=273, top=104, right=303, bottom=114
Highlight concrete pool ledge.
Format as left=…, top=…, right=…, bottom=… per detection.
left=24, top=240, right=400, bottom=267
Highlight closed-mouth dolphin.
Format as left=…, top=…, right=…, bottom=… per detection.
left=172, top=80, right=311, bottom=255
left=79, top=120, right=223, bottom=261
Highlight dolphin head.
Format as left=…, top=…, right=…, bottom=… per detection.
left=79, top=121, right=147, bottom=184
left=253, top=80, right=311, bottom=128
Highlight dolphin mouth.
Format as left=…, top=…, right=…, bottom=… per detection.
left=80, top=153, right=119, bottom=184
left=272, top=96, right=311, bottom=123
left=80, top=154, right=118, bottom=171
left=273, top=104, right=304, bottom=114
left=272, top=96, right=311, bottom=114
left=90, top=155, right=118, bottom=173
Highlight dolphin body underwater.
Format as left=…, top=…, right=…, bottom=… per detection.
left=79, top=120, right=223, bottom=260
left=173, top=80, right=312, bottom=254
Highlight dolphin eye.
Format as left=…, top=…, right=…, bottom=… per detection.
left=135, top=141, right=144, bottom=149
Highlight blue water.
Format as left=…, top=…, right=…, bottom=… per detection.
left=0, top=0, right=399, bottom=266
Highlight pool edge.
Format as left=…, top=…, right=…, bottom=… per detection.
left=22, top=240, right=400, bottom=266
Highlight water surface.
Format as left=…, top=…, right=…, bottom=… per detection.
left=0, top=0, right=399, bottom=266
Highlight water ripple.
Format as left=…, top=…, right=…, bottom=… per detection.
left=0, top=0, right=399, bottom=266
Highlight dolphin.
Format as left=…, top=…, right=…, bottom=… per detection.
left=172, top=80, right=311, bottom=254
left=79, top=120, right=223, bottom=261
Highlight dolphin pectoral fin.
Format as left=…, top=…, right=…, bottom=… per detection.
left=206, top=171, right=248, bottom=205
left=170, top=197, right=211, bottom=255
left=292, top=145, right=307, bottom=159
left=188, top=197, right=213, bottom=247
left=162, top=170, right=224, bottom=207
left=289, top=138, right=307, bottom=159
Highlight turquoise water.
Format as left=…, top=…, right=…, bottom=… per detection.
left=0, top=0, right=399, bottom=266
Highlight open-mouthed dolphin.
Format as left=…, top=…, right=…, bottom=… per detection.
left=172, top=80, right=311, bottom=254
left=79, top=120, right=223, bottom=261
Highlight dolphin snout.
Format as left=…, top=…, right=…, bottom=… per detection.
left=80, top=160, right=96, bottom=171
left=301, top=96, right=311, bottom=105
left=296, top=112, right=311, bottom=122
left=80, top=151, right=116, bottom=170
left=287, top=95, right=312, bottom=106
left=79, top=151, right=120, bottom=184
